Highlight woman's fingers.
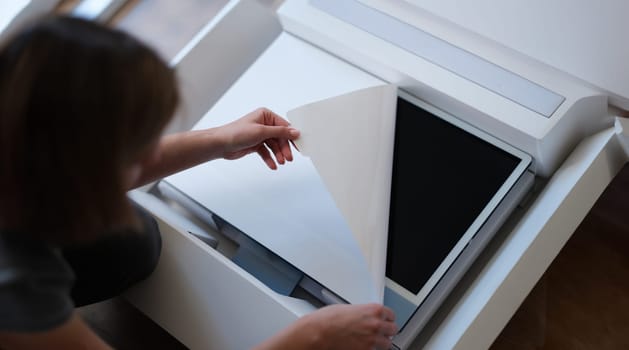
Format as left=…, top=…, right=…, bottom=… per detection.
left=381, top=319, right=398, bottom=337
left=265, top=138, right=286, bottom=165
left=222, top=108, right=300, bottom=167
left=256, top=144, right=277, bottom=170
left=257, top=125, right=299, bottom=165
left=381, top=306, right=396, bottom=323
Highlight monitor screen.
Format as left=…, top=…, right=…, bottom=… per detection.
left=385, top=92, right=531, bottom=327
left=386, top=96, right=522, bottom=295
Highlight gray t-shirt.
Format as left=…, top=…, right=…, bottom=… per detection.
left=0, top=233, right=75, bottom=332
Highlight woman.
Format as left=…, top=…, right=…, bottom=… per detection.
left=0, top=15, right=396, bottom=350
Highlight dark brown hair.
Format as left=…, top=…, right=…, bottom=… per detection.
left=0, top=16, right=179, bottom=243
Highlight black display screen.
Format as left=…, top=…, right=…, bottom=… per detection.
left=386, top=97, right=521, bottom=294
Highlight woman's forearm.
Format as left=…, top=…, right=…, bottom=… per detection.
left=130, top=108, right=300, bottom=189
left=133, top=129, right=224, bottom=188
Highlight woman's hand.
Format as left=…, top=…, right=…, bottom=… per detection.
left=253, top=303, right=397, bottom=350
left=217, top=108, right=300, bottom=170
left=130, top=108, right=299, bottom=187
left=302, top=303, right=397, bottom=350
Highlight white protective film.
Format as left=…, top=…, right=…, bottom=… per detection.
left=288, top=84, right=398, bottom=300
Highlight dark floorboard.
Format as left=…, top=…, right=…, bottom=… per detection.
left=78, top=298, right=187, bottom=349
left=491, top=162, right=629, bottom=349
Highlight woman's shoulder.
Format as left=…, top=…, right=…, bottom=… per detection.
left=0, top=231, right=75, bottom=332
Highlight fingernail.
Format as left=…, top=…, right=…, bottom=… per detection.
left=289, top=128, right=300, bottom=137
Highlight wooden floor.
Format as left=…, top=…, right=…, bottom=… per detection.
left=47, top=1, right=629, bottom=349
left=78, top=298, right=187, bottom=349
left=491, top=163, right=629, bottom=350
